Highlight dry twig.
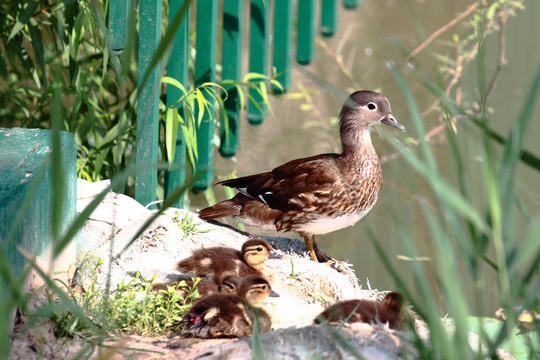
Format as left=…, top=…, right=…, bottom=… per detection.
left=406, top=3, right=480, bottom=61
left=382, top=2, right=521, bottom=164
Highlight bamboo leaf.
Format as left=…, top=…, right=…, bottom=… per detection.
left=162, top=76, right=187, bottom=94
left=8, top=1, right=40, bottom=41
left=165, top=107, right=178, bottom=164
left=195, top=89, right=206, bottom=127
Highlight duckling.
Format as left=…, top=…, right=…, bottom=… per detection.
left=177, top=238, right=282, bottom=284
left=314, top=292, right=404, bottom=330
left=152, top=275, right=243, bottom=302
left=495, top=307, right=540, bottom=334
left=180, top=275, right=277, bottom=338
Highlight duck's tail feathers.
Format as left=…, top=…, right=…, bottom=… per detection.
left=199, top=200, right=242, bottom=220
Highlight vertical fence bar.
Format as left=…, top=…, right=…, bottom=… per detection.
left=134, top=0, right=162, bottom=208
left=343, top=0, right=362, bottom=9
left=296, top=0, right=315, bottom=65
left=247, top=0, right=269, bottom=125
left=321, top=0, right=338, bottom=37
left=192, top=0, right=218, bottom=192
left=164, top=0, right=189, bottom=207
left=272, top=0, right=293, bottom=93
left=109, top=0, right=129, bottom=54
left=220, top=0, right=244, bottom=157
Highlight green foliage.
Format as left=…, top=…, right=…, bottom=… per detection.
left=250, top=316, right=266, bottom=360
left=47, top=262, right=198, bottom=338
left=301, top=1, right=539, bottom=359
left=162, top=74, right=281, bottom=170
left=288, top=258, right=304, bottom=280
left=172, top=210, right=211, bottom=237
left=312, top=295, right=329, bottom=307
left=1, top=161, right=198, bottom=357
left=103, top=273, right=195, bottom=336
left=1, top=0, right=136, bottom=187
left=1, top=0, right=279, bottom=196
left=362, top=1, right=540, bottom=359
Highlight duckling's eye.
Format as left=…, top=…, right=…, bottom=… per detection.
left=367, top=102, right=377, bottom=110
left=256, top=246, right=263, bottom=252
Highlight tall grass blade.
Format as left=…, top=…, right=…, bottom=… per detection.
left=250, top=317, right=266, bottom=360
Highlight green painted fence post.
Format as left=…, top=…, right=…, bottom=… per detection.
left=321, top=0, right=338, bottom=37
left=220, top=0, right=244, bottom=157
left=134, top=0, right=162, bottom=208
left=247, top=0, right=269, bottom=125
left=109, top=0, right=130, bottom=54
left=273, top=0, right=293, bottom=93
left=164, top=0, right=189, bottom=207
left=0, top=128, right=76, bottom=292
left=343, top=0, right=362, bottom=9
left=192, top=0, right=218, bottom=192
left=297, top=0, right=316, bottom=65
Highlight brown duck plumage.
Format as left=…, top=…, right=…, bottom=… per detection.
left=180, top=275, right=276, bottom=338
left=314, top=292, right=404, bottom=330
left=199, top=90, right=405, bottom=262
left=176, top=238, right=281, bottom=283
left=152, top=274, right=243, bottom=302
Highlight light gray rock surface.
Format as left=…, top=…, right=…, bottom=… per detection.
left=75, top=179, right=379, bottom=329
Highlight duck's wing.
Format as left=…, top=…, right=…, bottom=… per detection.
left=218, top=154, right=342, bottom=212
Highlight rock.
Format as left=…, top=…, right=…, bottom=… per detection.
left=76, top=179, right=150, bottom=254
left=157, top=323, right=415, bottom=360
left=75, top=179, right=379, bottom=329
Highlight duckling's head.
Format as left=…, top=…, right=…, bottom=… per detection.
left=381, top=291, right=403, bottom=314
left=238, top=275, right=277, bottom=307
left=217, top=274, right=242, bottom=294
left=242, top=238, right=282, bottom=268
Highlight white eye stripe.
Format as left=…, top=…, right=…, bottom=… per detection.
left=364, top=102, right=377, bottom=110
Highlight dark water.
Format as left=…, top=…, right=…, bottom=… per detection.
left=192, top=0, right=540, bottom=315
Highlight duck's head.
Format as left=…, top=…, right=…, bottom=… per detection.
left=217, top=274, right=242, bottom=294
left=381, top=291, right=404, bottom=314
left=239, top=275, right=279, bottom=307
left=339, top=90, right=405, bottom=153
left=242, top=238, right=282, bottom=267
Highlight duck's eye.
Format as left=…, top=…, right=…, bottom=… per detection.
left=367, top=102, right=377, bottom=110
left=257, top=246, right=263, bottom=252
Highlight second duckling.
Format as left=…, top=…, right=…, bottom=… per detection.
left=152, top=275, right=243, bottom=302
left=180, top=275, right=277, bottom=338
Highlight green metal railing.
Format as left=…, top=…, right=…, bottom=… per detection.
left=108, top=0, right=362, bottom=208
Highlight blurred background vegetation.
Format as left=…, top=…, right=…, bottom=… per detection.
left=1, top=0, right=539, bottom=359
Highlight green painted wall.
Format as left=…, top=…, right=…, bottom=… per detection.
left=0, top=128, right=77, bottom=290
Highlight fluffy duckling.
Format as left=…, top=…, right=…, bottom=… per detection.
left=314, top=292, right=404, bottom=330
left=495, top=307, right=540, bottom=334
left=180, top=275, right=277, bottom=338
left=152, top=275, right=243, bottom=302
left=177, top=238, right=282, bottom=284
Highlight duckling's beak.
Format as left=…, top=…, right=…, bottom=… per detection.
left=269, top=250, right=283, bottom=259
left=381, top=114, right=405, bottom=131
left=269, top=289, right=280, bottom=297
